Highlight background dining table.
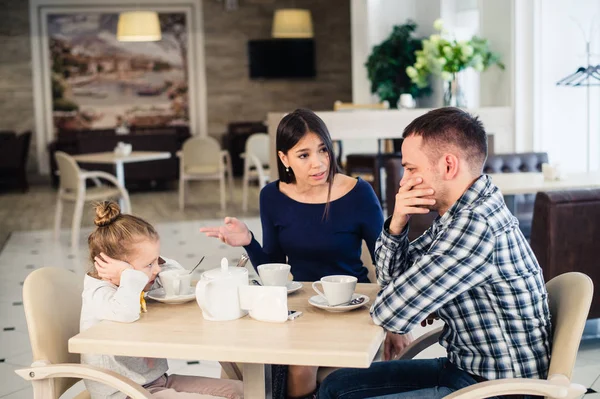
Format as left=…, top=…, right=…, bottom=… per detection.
left=69, top=283, right=385, bottom=399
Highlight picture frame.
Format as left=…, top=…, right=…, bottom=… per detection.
left=29, top=0, right=207, bottom=174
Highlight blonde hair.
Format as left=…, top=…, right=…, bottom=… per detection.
left=88, top=201, right=159, bottom=277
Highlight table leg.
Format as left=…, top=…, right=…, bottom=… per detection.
left=242, top=363, right=272, bottom=399
left=115, top=162, right=125, bottom=210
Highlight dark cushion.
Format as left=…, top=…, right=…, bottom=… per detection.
left=530, top=189, right=600, bottom=319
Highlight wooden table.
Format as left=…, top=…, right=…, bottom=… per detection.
left=72, top=151, right=171, bottom=208
left=489, top=172, right=600, bottom=195
left=69, top=283, right=384, bottom=399
left=488, top=171, right=600, bottom=214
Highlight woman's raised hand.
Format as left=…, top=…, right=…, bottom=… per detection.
left=199, top=217, right=253, bottom=247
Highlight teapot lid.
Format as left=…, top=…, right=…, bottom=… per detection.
left=202, top=257, right=248, bottom=280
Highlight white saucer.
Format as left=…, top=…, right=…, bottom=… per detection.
left=286, top=281, right=303, bottom=294
left=308, top=293, right=370, bottom=313
left=146, top=287, right=196, bottom=305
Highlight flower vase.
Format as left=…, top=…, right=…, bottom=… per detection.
left=443, top=73, right=466, bottom=108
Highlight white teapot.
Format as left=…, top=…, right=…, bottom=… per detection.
left=195, top=258, right=248, bottom=321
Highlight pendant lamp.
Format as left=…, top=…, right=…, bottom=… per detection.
left=117, top=11, right=162, bottom=42
left=272, top=9, right=313, bottom=38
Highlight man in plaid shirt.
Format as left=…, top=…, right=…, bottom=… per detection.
left=319, top=108, right=551, bottom=399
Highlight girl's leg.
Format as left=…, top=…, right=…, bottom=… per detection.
left=147, top=374, right=243, bottom=399
left=287, top=365, right=319, bottom=398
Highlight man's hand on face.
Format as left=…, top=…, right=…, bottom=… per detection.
left=389, top=177, right=436, bottom=235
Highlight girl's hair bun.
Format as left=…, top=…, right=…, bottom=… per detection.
left=93, top=201, right=121, bottom=227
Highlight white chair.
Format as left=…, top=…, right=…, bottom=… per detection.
left=54, top=151, right=131, bottom=251
left=15, top=267, right=151, bottom=399
left=241, top=133, right=270, bottom=212
left=179, top=136, right=233, bottom=211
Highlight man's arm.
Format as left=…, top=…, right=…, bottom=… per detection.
left=371, top=213, right=494, bottom=334
left=374, top=216, right=433, bottom=286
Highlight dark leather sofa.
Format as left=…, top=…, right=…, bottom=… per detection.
left=483, top=152, right=548, bottom=238
left=384, top=152, right=549, bottom=240
left=530, top=189, right=600, bottom=319
left=0, top=130, right=32, bottom=192
left=48, top=127, right=190, bottom=189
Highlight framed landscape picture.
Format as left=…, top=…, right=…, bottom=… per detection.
left=29, top=0, right=206, bottom=174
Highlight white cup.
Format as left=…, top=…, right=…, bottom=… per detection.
left=312, top=275, right=357, bottom=306
left=257, top=263, right=291, bottom=287
left=159, top=270, right=191, bottom=297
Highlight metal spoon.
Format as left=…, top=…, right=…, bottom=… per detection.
left=332, top=296, right=365, bottom=307
left=236, top=253, right=249, bottom=268
left=189, top=256, right=205, bottom=274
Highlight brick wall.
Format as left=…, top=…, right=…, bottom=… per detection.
left=0, top=0, right=352, bottom=170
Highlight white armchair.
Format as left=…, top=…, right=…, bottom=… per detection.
left=179, top=136, right=233, bottom=211
left=15, top=267, right=151, bottom=399
left=241, top=133, right=270, bottom=212
left=54, top=151, right=131, bottom=251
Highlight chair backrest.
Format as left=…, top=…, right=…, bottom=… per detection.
left=181, top=136, right=221, bottom=169
left=360, top=240, right=377, bottom=284
left=245, top=133, right=270, bottom=166
left=23, top=267, right=84, bottom=398
left=333, top=101, right=390, bottom=111
left=546, top=272, right=593, bottom=379
left=530, top=189, right=600, bottom=318
left=55, top=151, right=82, bottom=192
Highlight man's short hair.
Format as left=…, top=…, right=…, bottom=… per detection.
left=403, top=107, right=488, bottom=174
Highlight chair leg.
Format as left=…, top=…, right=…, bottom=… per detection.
left=121, top=190, right=132, bottom=214
left=220, top=175, right=226, bottom=212
left=227, top=159, right=234, bottom=203
left=179, top=177, right=185, bottom=211
left=242, top=161, right=249, bottom=212
left=71, top=198, right=85, bottom=251
left=54, top=194, right=64, bottom=241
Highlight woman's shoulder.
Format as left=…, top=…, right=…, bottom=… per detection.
left=337, top=175, right=377, bottom=200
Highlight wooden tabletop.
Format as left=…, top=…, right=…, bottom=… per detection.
left=69, top=283, right=385, bottom=369
left=72, top=151, right=172, bottom=165
left=489, top=172, right=600, bottom=195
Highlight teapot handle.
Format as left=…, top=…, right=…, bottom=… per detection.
left=195, top=280, right=215, bottom=319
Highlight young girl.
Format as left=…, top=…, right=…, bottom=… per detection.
left=81, top=201, right=243, bottom=399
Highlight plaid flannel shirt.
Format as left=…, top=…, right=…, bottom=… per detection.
left=371, top=175, right=551, bottom=380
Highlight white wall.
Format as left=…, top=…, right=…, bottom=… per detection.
left=534, top=0, right=600, bottom=172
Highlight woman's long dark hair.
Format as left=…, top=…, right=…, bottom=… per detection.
left=276, top=109, right=340, bottom=217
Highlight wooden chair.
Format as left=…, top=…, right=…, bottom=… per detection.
left=241, top=133, right=270, bottom=212
left=15, top=267, right=151, bottom=399
left=54, top=152, right=131, bottom=251
left=367, top=272, right=592, bottom=399
left=179, top=137, right=233, bottom=211
left=333, top=101, right=390, bottom=111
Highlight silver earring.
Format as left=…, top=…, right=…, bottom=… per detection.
left=286, top=167, right=290, bottom=173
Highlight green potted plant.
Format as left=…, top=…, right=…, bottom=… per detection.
left=365, top=21, right=431, bottom=109
left=406, top=19, right=504, bottom=107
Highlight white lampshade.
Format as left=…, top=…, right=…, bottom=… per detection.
left=117, top=11, right=162, bottom=42
left=272, top=9, right=313, bottom=38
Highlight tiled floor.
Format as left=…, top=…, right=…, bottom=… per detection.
left=1, top=219, right=599, bottom=398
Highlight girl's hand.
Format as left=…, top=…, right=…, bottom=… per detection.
left=95, top=252, right=133, bottom=286
left=199, top=217, right=252, bottom=247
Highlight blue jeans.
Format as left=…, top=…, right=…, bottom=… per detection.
left=318, top=358, right=484, bottom=399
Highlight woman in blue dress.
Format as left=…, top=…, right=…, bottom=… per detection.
left=200, top=109, right=385, bottom=398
